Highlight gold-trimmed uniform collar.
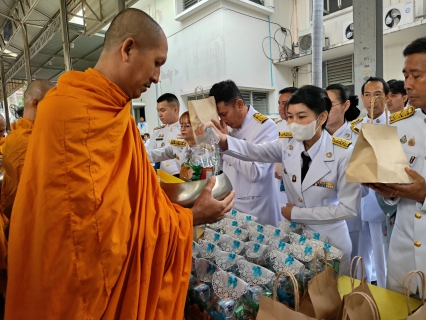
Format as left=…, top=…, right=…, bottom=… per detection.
left=332, top=136, right=352, bottom=149
left=389, top=106, right=415, bottom=124
left=253, top=113, right=268, bottom=124
left=279, top=131, right=293, bottom=138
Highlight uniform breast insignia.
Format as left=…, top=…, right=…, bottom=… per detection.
left=279, top=131, right=293, bottom=138
left=409, top=156, right=417, bottom=165
left=400, top=135, right=407, bottom=144
left=332, top=136, right=352, bottom=149
left=313, top=181, right=334, bottom=189
left=154, top=125, right=166, bottom=131
left=389, top=106, right=415, bottom=124
left=275, top=118, right=283, bottom=124
left=253, top=113, right=268, bottom=124
left=156, top=133, right=164, bottom=141
left=170, top=139, right=187, bottom=147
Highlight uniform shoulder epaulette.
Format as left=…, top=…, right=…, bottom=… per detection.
left=279, top=131, right=293, bottom=138
left=350, top=117, right=363, bottom=125
left=332, top=136, right=352, bottom=149
left=350, top=125, right=360, bottom=135
left=275, top=118, right=283, bottom=124
left=170, top=139, right=187, bottom=147
left=389, top=106, right=416, bottom=124
left=253, top=113, right=268, bottom=124
left=154, top=125, right=166, bottom=130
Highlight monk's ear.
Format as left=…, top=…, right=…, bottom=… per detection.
left=32, top=99, right=39, bottom=109
left=120, top=38, right=136, bottom=62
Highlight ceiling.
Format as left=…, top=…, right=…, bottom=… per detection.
left=0, top=0, right=137, bottom=101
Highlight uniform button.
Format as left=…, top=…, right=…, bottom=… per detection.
left=298, top=198, right=303, bottom=203
left=424, top=156, right=426, bottom=161
left=414, top=241, right=421, bottom=247
left=415, top=213, right=422, bottom=219
left=326, top=152, right=332, bottom=158
left=424, top=118, right=426, bottom=123
left=166, top=163, right=169, bottom=167
left=289, top=145, right=293, bottom=150
left=376, top=119, right=380, bottom=123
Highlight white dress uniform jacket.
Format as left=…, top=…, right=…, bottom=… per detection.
left=382, top=107, right=426, bottom=294
left=276, top=118, right=289, bottom=131
left=352, top=112, right=389, bottom=286
left=224, top=130, right=361, bottom=275
left=333, top=121, right=362, bottom=261
left=148, top=142, right=189, bottom=167
left=222, top=106, right=281, bottom=227
left=275, top=119, right=290, bottom=212
left=148, top=121, right=181, bottom=175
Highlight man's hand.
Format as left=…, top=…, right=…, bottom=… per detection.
left=195, top=120, right=228, bottom=150
left=275, top=172, right=282, bottom=180
left=281, top=203, right=295, bottom=220
left=362, top=167, right=426, bottom=203
left=192, top=176, right=235, bottom=225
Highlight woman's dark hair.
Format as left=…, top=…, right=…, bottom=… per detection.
left=326, top=83, right=360, bottom=121
left=287, top=85, right=331, bottom=129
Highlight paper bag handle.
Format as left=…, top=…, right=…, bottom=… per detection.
left=342, top=292, right=380, bottom=320
left=312, top=246, right=328, bottom=277
left=349, top=256, right=365, bottom=291
left=194, top=86, right=206, bottom=100
left=403, top=270, right=426, bottom=315
left=272, top=270, right=300, bottom=311
left=369, top=95, right=389, bottom=125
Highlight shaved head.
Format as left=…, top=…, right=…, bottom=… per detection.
left=95, top=8, right=168, bottom=100
left=103, top=8, right=164, bottom=52
left=24, top=80, right=55, bottom=107
left=23, top=79, right=55, bottom=121
left=0, top=114, right=5, bottom=137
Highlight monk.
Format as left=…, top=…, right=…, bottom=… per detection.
left=1, top=80, right=55, bottom=219
left=0, top=115, right=5, bottom=138
left=5, top=8, right=234, bottom=320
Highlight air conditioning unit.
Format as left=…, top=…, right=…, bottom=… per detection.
left=383, top=1, right=414, bottom=30
left=298, top=28, right=325, bottom=54
left=343, top=21, right=354, bottom=41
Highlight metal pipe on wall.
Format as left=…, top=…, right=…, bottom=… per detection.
left=0, top=60, right=11, bottom=132
left=59, top=0, right=72, bottom=71
left=311, top=0, right=324, bottom=87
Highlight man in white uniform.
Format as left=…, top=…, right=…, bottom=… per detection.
left=365, top=37, right=426, bottom=295
left=386, top=79, right=408, bottom=114
left=275, top=87, right=297, bottom=209
left=148, top=93, right=181, bottom=176
left=351, top=77, right=390, bottom=287
left=208, top=80, right=281, bottom=226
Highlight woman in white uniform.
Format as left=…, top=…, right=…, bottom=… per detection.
left=197, top=85, right=361, bottom=275
left=326, top=84, right=364, bottom=265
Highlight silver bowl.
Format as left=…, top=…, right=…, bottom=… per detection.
left=160, top=173, right=233, bottom=208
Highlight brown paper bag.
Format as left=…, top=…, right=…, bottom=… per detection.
left=257, top=271, right=316, bottom=320
left=299, top=247, right=342, bottom=320
left=346, top=96, right=412, bottom=183
left=341, top=292, right=380, bottom=320
left=404, top=270, right=426, bottom=320
left=187, top=86, right=220, bottom=138
left=336, top=256, right=380, bottom=319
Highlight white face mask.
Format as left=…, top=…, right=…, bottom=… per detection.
left=288, top=117, right=320, bottom=142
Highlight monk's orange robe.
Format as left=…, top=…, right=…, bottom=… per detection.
left=1, top=118, right=33, bottom=219
left=5, top=68, right=193, bottom=319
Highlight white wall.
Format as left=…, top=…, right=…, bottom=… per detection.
left=132, top=0, right=295, bottom=133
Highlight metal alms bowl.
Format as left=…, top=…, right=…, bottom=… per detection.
left=160, top=172, right=233, bottom=208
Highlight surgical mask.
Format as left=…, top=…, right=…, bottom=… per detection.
left=288, top=117, right=320, bottom=142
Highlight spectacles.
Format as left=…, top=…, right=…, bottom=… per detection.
left=179, top=123, right=191, bottom=129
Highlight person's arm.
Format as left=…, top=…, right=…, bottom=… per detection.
left=291, top=151, right=361, bottom=225
left=147, top=146, right=175, bottom=163
left=221, top=123, right=280, bottom=182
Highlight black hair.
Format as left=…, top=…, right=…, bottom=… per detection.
left=279, top=87, right=298, bottom=95
left=387, top=79, right=407, bottom=96
left=143, top=133, right=150, bottom=138
left=157, top=93, right=180, bottom=108
left=326, top=83, right=360, bottom=121
left=209, top=80, right=245, bottom=105
left=403, top=37, right=426, bottom=56
left=287, top=85, right=331, bottom=129
left=361, top=76, right=390, bottom=95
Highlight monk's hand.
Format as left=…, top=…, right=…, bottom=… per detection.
left=195, top=121, right=228, bottom=150
left=281, top=203, right=295, bottom=221
left=192, top=176, right=235, bottom=226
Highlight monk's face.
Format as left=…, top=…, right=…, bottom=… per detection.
left=123, top=36, right=168, bottom=99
